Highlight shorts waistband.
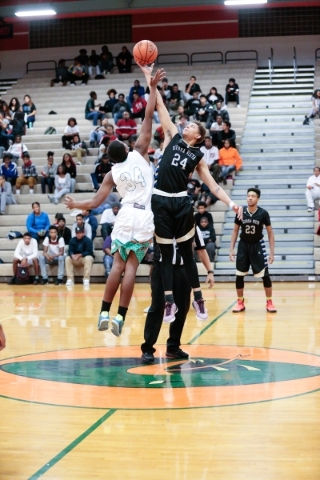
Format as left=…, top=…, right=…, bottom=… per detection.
left=153, top=188, right=188, bottom=198
left=122, top=202, right=151, bottom=211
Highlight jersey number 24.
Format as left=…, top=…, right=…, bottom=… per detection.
left=171, top=153, right=188, bottom=170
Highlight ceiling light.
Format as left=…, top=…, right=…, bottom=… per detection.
left=225, top=0, right=267, bottom=5
left=15, top=9, right=56, bottom=17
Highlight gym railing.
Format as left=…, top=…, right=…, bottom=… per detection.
left=268, top=47, right=274, bottom=85
left=293, top=46, right=297, bottom=84
left=225, top=50, right=258, bottom=64
left=26, top=60, right=57, bottom=74
left=190, top=51, right=223, bottom=65
left=156, top=53, right=190, bottom=66
left=315, top=48, right=320, bottom=62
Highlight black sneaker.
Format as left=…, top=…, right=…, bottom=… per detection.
left=141, top=351, right=155, bottom=363
left=166, top=348, right=189, bottom=359
left=33, top=277, right=40, bottom=285
left=7, top=276, right=16, bottom=285
left=40, top=278, right=48, bottom=285
left=55, top=278, right=63, bottom=285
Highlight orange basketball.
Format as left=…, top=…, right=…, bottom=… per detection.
left=133, top=40, right=158, bottom=66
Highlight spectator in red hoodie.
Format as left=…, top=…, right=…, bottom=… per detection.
left=115, top=111, right=137, bottom=142
left=131, top=91, right=147, bottom=121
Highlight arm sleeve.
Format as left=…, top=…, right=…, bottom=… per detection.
left=28, top=240, right=38, bottom=260
left=65, top=173, right=71, bottom=190
left=194, top=226, right=206, bottom=251
left=68, top=239, right=75, bottom=256
left=14, top=241, right=23, bottom=261
left=45, top=214, right=50, bottom=231
left=85, top=223, right=92, bottom=240
left=234, top=150, right=242, bottom=170
left=26, top=214, right=37, bottom=234
left=209, top=225, right=216, bottom=243
left=54, top=175, right=59, bottom=189
left=82, top=238, right=94, bottom=257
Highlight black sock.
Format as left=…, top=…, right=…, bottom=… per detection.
left=117, top=306, right=128, bottom=321
left=101, top=301, right=111, bottom=313
left=165, top=294, right=174, bottom=304
left=194, top=290, right=203, bottom=301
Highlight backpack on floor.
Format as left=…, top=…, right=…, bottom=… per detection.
left=15, top=265, right=30, bottom=284
left=44, top=126, right=57, bottom=135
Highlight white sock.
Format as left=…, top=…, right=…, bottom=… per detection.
left=16, top=189, right=20, bottom=195
left=29, top=189, right=34, bottom=194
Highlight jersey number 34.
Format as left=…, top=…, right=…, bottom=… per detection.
left=120, top=167, right=146, bottom=191
left=171, top=153, right=188, bottom=170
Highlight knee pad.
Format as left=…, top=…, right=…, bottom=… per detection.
left=262, top=275, right=272, bottom=288
left=236, top=276, right=244, bottom=289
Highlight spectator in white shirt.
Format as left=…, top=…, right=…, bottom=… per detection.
left=100, top=203, right=121, bottom=239
left=72, top=213, right=92, bottom=239
left=306, top=166, right=320, bottom=212
left=62, top=117, right=80, bottom=149
left=200, top=137, right=219, bottom=170
left=209, top=114, right=224, bottom=146
left=153, top=141, right=164, bottom=164
left=3, top=135, right=28, bottom=164
left=9, top=232, right=40, bottom=284
left=39, top=225, right=65, bottom=285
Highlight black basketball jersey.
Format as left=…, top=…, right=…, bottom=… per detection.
left=235, top=206, right=271, bottom=243
left=154, top=133, right=204, bottom=193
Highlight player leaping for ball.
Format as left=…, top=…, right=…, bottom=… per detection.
left=138, top=64, right=243, bottom=324
left=64, top=66, right=166, bottom=337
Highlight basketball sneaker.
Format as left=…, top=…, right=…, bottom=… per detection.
left=192, top=298, right=208, bottom=321
left=141, top=351, right=155, bottom=363
left=166, top=348, right=189, bottom=359
left=163, top=302, right=178, bottom=323
left=98, top=312, right=109, bottom=331
left=266, top=299, right=277, bottom=313
left=232, top=299, right=245, bottom=313
left=111, top=316, right=124, bottom=337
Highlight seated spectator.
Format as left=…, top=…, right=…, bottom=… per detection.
left=0, top=113, right=14, bottom=149
left=305, top=166, right=320, bottom=212
left=115, top=111, right=137, bottom=142
left=196, top=217, right=216, bottom=262
left=161, top=77, right=172, bottom=99
left=50, top=59, right=69, bottom=87
left=26, top=201, right=50, bottom=242
left=48, top=164, right=71, bottom=205
left=103, top=124, right=117, bottom=142
left=187, top=177, right=201, bottom=202
left=91, top=192, right=120, bottom=215
left=112, top=94, right=131, bottom=123
left=91, top=153, right=112, bottom=191
left=218, top=139, right=242, bottom=184
left=61, top=153, right=77, bottom=193
left=304, top=89, right=320, bottom=124
left=68, top=58, right=89, bottom=86
left=116, top=46, right=133, bottom=74
left=154, top=141, right=164, bottom=163
left=209, top=114, right=224, bottom=146
left=85, top=91, right=104, bottom=126
left=0, top=174, right=16, bottom=214
left=66, top=134, right=87, bottom=165
left=176, top=115, right=190, bottom=136
left=72, top=213, right=92, bottom=239
left=39, top=225, right=65, bottom=285
left=97, top=136, right=111, bottom=162
left=82, top=209, right=98, bottom=241
left=103, top=235, right=113, bottom=278
left=225, top=78, right=240, bottom=107
left=99, top=89, right=117, bottom=114
left=77, top=49, right=89, bottom=71
left=167, top=84, right=184, bottom=114
left=65, top=226, right=94, bottom=286
left=2, top=104, right=12, bottom=122
left=184, top=75, right=202, bottom=101
left=171, top=105, right=186, bottom=124
left=62, top=117, right=79, bottom=149
left=9, top=232, right=40, bottom=285
left=128, top=135, right=137, bottom=151
left=206, top=87, right=224, bottom=105
left=57, top=216, right=72, bottom=246
left=16, top=153, right=38, bottom=194
left=154, top=125, right=164, bottom=144
left=0, top=154, right=18, bottom=187
left=3, top=134, right=28, bottom=163
left=219, top=121, right=236, bottom=149
left=194, top=201, right=214, bottom=227
left=89, top=118, right=109, bottom=147
left=8, top=97, right=20, bottom=115
left=127, top=80, right=145, bottom=107
left=185, top=92, right=201, bottom=118
left=131, top=91, right=147, bottom=121
left=100, top=202, right=121, bottom=240
left=206, top=101, right=229, bottom=128
left=200, top=184, right=218, bottom=207
left=40, top=151, right=57, bottom=194
left=99, top=45, right=114, bottom=74
left=88, top=49, right=101, bottom=76
left=195, top=95, right=213, bottom=123
left=11, top=111, right=25, bottom=137
left=200, top=136, right=219, bottom=170
left=22, top=95, right=36, bottom=129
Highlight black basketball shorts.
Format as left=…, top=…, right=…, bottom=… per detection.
left=236, top=239, right=269, bottom=277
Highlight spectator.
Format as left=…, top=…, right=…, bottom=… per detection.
left=0, top=154, right=18, bottom=187
left=306, top=166, right=320, bottom=212
left=104, top=124, right=117, bottom=142
left=154, top=141, right=164, bottom=163
left=22, top=95, right=36, bottom=129
left=100, top=202, right=121, bottom=240
left=206, top=87, right=224, bottom=105
left=209, top=114, right=224, bottom=146
left=8, top=232, right=40, bottom=285
left=88, top=49, right=101, bottom=76
left=77, top=49, right=89, bottom=70
left=187, top=177, right=201, bottom=203
left=2, top=104, right=12, bottom=121
left=225, top=77, right=240, bottom=107
left=91, top=153, right=112, bottom=191
left=8, top=97, right=21, bottom=115
left=26, top=201, right=50, bottom=242
left=50, top=59, right=69, bottom=87
left=99, top=45, right=114, bottom=74
left=39, top=225, right=65, bottom=285
left=197, top=217, right=216, bottom=261
left=0, top=113, right=14, bottom=149
left=219, top=121, right=236, bottom=149
left=72, top=213, right=92, bottom=240
left=128, top=136, right=137, bottom=151
left=65, top=226, right=94, bottom=286
left=176, top=115, right=190, bottom=136
left=200, top=136, right=219, bottom=169
left=68, top=58, right=89, bottom=86
left=97, top=136, right=111, bottom=162
left=82, top=209, right=98, bottom=240
left=131, top=91, right=147, bottom=121
left=127, top=80, right=145, bottom=107
left=0, top=174, right=16, bottom=214
left=89, top=118, right=109, bottom=147
left=62, top=117, right=79, bottom=149
left=154, top=125, right=164, bottom=144
left=85, top=91, right=104, bottom=126
left=304, top=89, right=320, bottom=124
left=99, top=89, right=118, bottom=115
left=195, top=95, right=213, bottom=123
left=61, top=153, right=77, bottom=193
left=16, top=153, right=38, bottom=194
left=116, top=46, right=133, bottom=74
left=103, top=235, right=113, bottom=278
left=112, top=94, right=131, bottom=123
left=185, top=92, right=201, bottom=118
left=11, top=111, right=25, bottom=137
left=48, top=164, right=71, bottom=205
left=167, top=84, right=184, bottom=114
left=57, top=216, right=72, bottom=246
left=171, top=105, right=186, bottom=124
left=40, top=151, right=57, bottom=194
left=66, top=134, right=87, bottom=165
left=218, top=139, right=242, bottom=184
left=194, top=201, right=213, bottom=227
left=184, top=75, right=202, bottom=101
left=3, top=134, right=28, bottom=163
left=115, top=111, right=137, bottom=142
left=161, top=77, right=172, bottom=99
left=206, top=101, right=229, bottom=128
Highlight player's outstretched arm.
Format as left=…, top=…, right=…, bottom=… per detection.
left=229, top=224, right=240, bottom=261
left=155, top=89, right=178, bottom=140
left=197, top=159, right=243, bottom=220
left=266, top=225, right=275, bottom=264
left=0, top=324, right=6, bottom=351
left=64, top=171, right=115, bottom=211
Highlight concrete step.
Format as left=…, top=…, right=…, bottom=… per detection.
left=219, top=232, right=314, bottom=242
left=251, top=90, right=313, bottom=96
left=240, top=145, right=314, bottom=153
left=218, top=246, right=313, bottom=256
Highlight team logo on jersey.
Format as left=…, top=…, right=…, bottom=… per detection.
left=0, top=345, right=319, bottom=409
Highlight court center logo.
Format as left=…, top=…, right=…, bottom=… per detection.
left=1, top=345, right=320, bottom=409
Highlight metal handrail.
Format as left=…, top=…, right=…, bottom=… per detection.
left=268, top=47, right=274, bottom=85
left=315, top=48, right=320, bottom=62
left=293, top=46, right=297, bottom=84
left=26, top=60, right=57, bottom=74
left=225, top=50, right=258, bottom=64
left=156, top=53, right=190, bottom=66
left=190, top=51, right=223, bottom=65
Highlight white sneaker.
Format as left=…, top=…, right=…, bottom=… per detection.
left=83, top=279, right=90, bottom=286
left=66, top=279, right=74, bottom=286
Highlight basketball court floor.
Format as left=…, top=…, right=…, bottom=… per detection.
left=0, top=281, right=319, bottom=479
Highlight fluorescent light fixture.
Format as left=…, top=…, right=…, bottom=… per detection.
left=225, top=0, right=267, bottom=5
left=15, top=9, right=56, bottom=17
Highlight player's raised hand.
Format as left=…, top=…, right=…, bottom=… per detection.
left=233, top=204, right=243, bottom=221
left=229, top=251, right=236, bottom=262
left=0, top=324, right=6, bottom=351
left=150, top=68, right=166, bottom=88
left=206, top=272, right=215, bottom=288
left=268, top=254, right=274, bottom=265
left=64, top=195, right=76, bottom=210
left=136, top=62, right=154, bottom=77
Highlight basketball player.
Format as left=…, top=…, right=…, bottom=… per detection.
left=138, top=64, right=243, bottom=324
left=229, top=188, right=276, bottom=313
left=65, top=66, right=165, bottom=336
left=0, top=324, right=5, bottom=351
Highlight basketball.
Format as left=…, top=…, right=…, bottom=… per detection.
left=133, top=40, right=158, bottom=66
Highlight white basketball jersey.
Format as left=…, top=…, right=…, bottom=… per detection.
left=111, top=150, right=154, bottom=207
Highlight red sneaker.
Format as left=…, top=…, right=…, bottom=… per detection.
left=266, top=299, right=277, bottom=313
left=232, top=299, right=245, bottom=313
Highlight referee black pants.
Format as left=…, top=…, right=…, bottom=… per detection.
left=141, top=261, right=191, bottom=354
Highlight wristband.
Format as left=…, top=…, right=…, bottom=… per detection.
left=229, top=201, right=235, bottom=209
left=207, top=270, right=214, bottom=274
